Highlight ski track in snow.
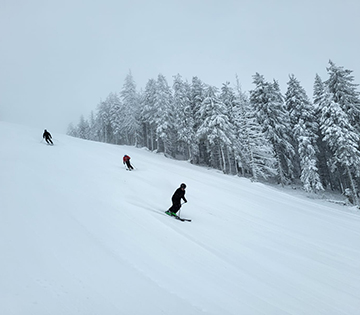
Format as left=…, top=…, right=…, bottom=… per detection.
left=1, top=121, right=360, bottom=315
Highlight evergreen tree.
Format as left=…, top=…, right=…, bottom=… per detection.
left=107, top=92, right=123, bottom=144
left=88, top=111, right=98, bottom=141
left=191, top=76, right=205, bottom=129
left=313, top=74, right=332, bottom=189
left=295, top=119, right=324, bottom=192
left=220, top=82, right=237, bottom=122
left=196, top=86, right=235, bottom=172
left=139, top=78, right=157, bottom=150
left=190, top=76, right=205, bottom=163
left=77, top=115, right=90, bottom=139
left=220, top=82, right=238, bottom=173
left=120, top=71, right=140, bottom=146
left=319, top=90, right=360, bottom=205
left=66, top=122, right=78, bottom=137
left=234, top=79, right=277, bottom=180
left=154, top=74, right=175, bottom=156
left=285, top=74, right=322, bottom=192
left=286, top=75, right=316, bottom=133
left=250, top=73, right=295, bottom=185
left=172, top=74, right=195, bottom=159
left=325, top=60, right=360, bottom=132
left=97, top=97, right=114, bottom=143
left=313, top=74, right=325, bottom=112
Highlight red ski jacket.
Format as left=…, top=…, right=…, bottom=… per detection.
left=123, top=155, right=130, bottom=163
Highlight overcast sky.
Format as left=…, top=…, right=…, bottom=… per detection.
left=1, top=0, right=360, bottom=133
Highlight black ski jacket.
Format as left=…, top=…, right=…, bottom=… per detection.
left=43, top=130, right=52, bottom=139
left=172, top=188, right=187, bottom=204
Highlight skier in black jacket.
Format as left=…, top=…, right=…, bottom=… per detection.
left=43, top=129, right=53, bottom=145
left=166, top=183, right=187, bottom=216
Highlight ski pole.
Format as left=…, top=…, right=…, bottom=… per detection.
left=179, top=202, right=185, bottom=217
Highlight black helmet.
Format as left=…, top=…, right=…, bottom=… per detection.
left=180, top=183, right=186, bottom=189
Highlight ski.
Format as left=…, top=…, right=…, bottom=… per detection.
left=165, top=211, right=191, bottom=222
left=176, top=217, right=191, bottom=222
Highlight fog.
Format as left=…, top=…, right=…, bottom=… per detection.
left=1, top=0, right=360, bottom=132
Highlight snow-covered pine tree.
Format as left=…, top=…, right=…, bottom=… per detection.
left=313, top=74, right=325, bottom=112
left=325, top=60, right=360, bottom=132
left=88, top=111, right=99, bottom=141
left=107, top=92, right=123, bottom=144
left=233, top=79, right=277, bottom=180
left=294, top=119, right=324, bottom=192
left=220, top=82, right=238, bottom=174
left=313, top=74, right=332, bottom=189
left=96, top=96, right=115, bottom=143
left=172, top=74, right=195, bottom=160
left=191, top=76, right=205, bottom=131
left=285, top=74, right=323, bottom=192
left=154, top=74, right=175, bottom=156
left=286, top=75, right=316, bottom=135
left=120, top=71, right=140, bottom=146
left=77, top=115, right=90, bottom=139
left=250, top=73, right=295, bottom=186
left=196, top=85, right=235, bottom=172
left=232, top=80, right=249, bottom=176
left=66, top=122, right=78, bottom=138
left=319, top=89, right=360, bottom=205
left=139, top=78, right=157, bottom=150
left=220, top=82, right=236, bottom=121
left=68, top=111, right=97, bottom=141
left=189, top=76, right=206, bottom=164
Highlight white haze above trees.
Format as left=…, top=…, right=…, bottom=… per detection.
left=68, top=61, right=360, bottom=207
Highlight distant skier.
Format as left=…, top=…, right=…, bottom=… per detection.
left=166, top=183, right=187, bottom=216
left=123, top=155, right=134, bottom=170
left=43, top=129, right=53, bottom=145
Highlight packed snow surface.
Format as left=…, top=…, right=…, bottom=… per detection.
left=1, top=121, right=360, bottom=315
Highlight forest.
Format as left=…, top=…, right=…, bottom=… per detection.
left=67, top=60, right=360, bottom=207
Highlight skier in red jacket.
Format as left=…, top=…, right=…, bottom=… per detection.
left=123, top=155, right=134, bottom=170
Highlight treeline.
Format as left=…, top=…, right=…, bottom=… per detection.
left=67, top=61, right=360, bottom=206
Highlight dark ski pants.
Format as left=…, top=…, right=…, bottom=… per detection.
left=45, top=137, right=53, bottom=145
left=125, top=161, right=133, bottom=170
left=168, top=202, right=181, bottom=214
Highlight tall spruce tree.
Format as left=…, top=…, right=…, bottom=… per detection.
left=325, top=60, right=360, bottom=132
left=139, top=79, right=157, bottom=150
left=295, top=119, right=324, bottom=192
left=286, top=74, right=323, bottom=192
left=313, top=74, right=332, bottom=189
left=107, top=92, right=123, bottom=144
left=66, top=122, right=78, bottom=137
left=77, top=115, right=90, bottom=140
left=120, top=71, right=140, bottom=146
left=190, top=76, right=205, bottom=163
left=196, top=86, right=235, bottom=172
left=234, top=79, right=277, bottom=180
left=172, top=74, right=195, bottom=159
left=319, top=90, right=360, bottom=205
left=220, top=82, right=239, bottom=174
left=97, top=96, right=115, bottom=143
left=250, top=73, right=295, bottom=185
left=154, top=74, right=175, bottom=156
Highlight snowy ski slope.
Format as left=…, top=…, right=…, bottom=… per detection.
left=1, top=121, right=360, bottom=315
